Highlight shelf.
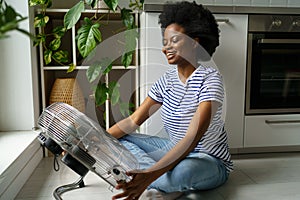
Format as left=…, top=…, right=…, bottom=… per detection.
left=36, top=7, right=140, bottom=129
left=42, top=65, right=137, bottom=70
left=39, top=8, right=139, bottom=14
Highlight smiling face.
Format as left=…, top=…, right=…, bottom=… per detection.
left=162, top=23, right=198, bottom=67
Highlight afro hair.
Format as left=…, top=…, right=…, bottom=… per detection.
left=158, top=1, right=220, bottom=57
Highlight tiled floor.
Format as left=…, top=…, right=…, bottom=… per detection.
left=16, top=152, right=300, bottom=200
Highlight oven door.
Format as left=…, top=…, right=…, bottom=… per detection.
left=246, top=32, right=300, bottom=114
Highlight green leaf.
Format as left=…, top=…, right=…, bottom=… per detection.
left=44, top=49, right=52, bottom=65
left=108, top=81, right=120, bottom=105
left=64, top=1, right=84, bottom=30
left=52, top=50, right=69, bottom=63
left=0, top=21, right=18, bottom=33
left=103, top=111, right=106, bottom=123
left=103, top=65, right=112, bottom=74
left=86, top=0, right=97, bottom=8
left=67, top=63, right=76, bottom=73
left=121, top=51, right=133, bottom=68
left=33, top=33, right=46, bottom=46
left=77, top=18, right=101, bottom=58
left=86, top=58, right=112, bottom=82
left=45, top=0, right=52, bottom=8
left=95, top=82, right=108, bottom=106
left=119, top=102, right=135, bottom=117
left=49, top=38, right=61, bottom=50
left=128, top=0, right=143, bottom=10
left=86, top=61, right=103, bottom=83
left=121, top=8, right=134, bottom=29
left=102, top=58, right=113, bottom=74
left=34, top=14, right=49, bottom=28
left=104, top=0, right=118, bottom=11
left=29, top=0, right=39, bottom=6
left=124, top=29, right=138, bottom=52
left=4, top=6, right=17, bottom=23
left=52, top=26, right=66, bottom=38
left=16, top=28, right=35, bottom=40
left=29, top=0, right=48, bottom=6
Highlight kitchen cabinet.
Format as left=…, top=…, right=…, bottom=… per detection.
left=244, top=114, right=300, bottom=147
left=213, top=14, right=248, bottom=148
left=36, top=9, right=139, bottom=129
left=140, top=12, right=248, bottom=147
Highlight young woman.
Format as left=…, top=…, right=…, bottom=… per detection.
left=108, top=2, right=233, bottom=199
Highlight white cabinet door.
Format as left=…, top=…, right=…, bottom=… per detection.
left=139, top=12, right=170, bottom=137
left=244, top=115, right=300, bottom=147
left=140, top=13, right=248, bottom=146
left=213, top=14, right=248, bottom=148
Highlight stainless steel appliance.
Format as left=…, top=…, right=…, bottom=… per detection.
left=246, top=14, right=300, bottom=114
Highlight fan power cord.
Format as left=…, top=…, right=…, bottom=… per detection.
left=53, top=154, right=60, bottom=171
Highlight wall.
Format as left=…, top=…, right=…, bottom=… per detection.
left=0, top=0, right=39, bottom=131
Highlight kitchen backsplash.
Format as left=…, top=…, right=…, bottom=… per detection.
left=145, top=0, right=300, bottom=7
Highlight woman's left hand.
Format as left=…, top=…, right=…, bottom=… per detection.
left=112, top=169, right=159, bottom=200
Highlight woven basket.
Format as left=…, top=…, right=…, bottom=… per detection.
left=49, top=78, right=85, bottom=112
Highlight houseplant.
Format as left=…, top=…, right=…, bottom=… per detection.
left=0, top=0, right=31, bottom=39
left=29, top=0, right=144, bottom=120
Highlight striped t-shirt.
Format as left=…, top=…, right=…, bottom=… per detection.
left=148, top=65, right=233, bottom=172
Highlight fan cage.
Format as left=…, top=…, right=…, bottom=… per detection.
left=38, top=102, right=139, bottom=186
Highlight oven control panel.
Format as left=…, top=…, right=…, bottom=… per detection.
left=248, top=15, right=300, bottom=32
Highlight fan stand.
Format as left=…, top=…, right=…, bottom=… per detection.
left=53, top=175, right=85, bottom=200
left=52, top=152, right=91, bottom=199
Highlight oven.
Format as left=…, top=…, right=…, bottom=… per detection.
left=246, top=14, right=300, bottom=114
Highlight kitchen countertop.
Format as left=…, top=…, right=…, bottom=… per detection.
left=144, top=4, right=300, bottom=14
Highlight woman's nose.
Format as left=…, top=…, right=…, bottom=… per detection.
left=165, top=45, right=172, bottom=50
left=163, top=44, right=172, bottom=51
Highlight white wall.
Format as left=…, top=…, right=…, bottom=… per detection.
left=0, top=0, right=39, bottom=131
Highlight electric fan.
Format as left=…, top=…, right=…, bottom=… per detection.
left=37, top=102, right=139, bottom=199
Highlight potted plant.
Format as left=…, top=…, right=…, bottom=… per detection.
left=29, top=0, right=144, bottom=122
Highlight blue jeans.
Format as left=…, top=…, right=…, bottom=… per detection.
left=119, top=133, right=229, bottom=193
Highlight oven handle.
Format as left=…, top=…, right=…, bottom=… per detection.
left=265, top=120, right=300, bottom=124
left=258, top=39, right=300, bottom=44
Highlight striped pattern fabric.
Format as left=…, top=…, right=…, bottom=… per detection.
left=148, top=65, right=233, bottom=172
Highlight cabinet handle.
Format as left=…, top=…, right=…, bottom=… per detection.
left=265, top=120, right=300, bottom=124
left=258, top=39, right=300, bottom=44
left=216, top=18, right=229, bottom=24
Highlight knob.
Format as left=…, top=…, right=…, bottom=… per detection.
left=272, top=19, right=282, bottom=28
left=113, top=168, right=120, bottom=175
left=292, top=19, right=300, bottom=27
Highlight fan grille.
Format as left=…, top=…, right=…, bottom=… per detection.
left=38, top=102, right=139, bottom=186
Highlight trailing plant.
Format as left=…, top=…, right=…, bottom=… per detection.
left=0, top=0, right=31, bottom=39
left=29, top=0, right=144, bottom=120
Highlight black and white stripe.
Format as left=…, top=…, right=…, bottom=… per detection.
left=149, top=65, right=233, bottom=173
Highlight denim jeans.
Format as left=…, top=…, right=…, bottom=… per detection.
left=119, top=133, right=229, bottom=193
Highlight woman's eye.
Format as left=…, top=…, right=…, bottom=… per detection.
left=162, top=36, right=180, bottom=46
left=162, top=39, right=167, bottom=46
left=172, top=36, right=179, bottom=43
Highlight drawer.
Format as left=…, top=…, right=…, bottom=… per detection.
left=244, top=115, right=300, bottom=147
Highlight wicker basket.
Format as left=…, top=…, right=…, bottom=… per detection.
left=49, top=78, right=85, bottom=112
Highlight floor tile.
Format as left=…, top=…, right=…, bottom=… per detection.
left=16, top=152, right=300, bottom=200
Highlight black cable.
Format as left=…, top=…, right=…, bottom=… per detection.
left=53, top=154, right=60, bottom=171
